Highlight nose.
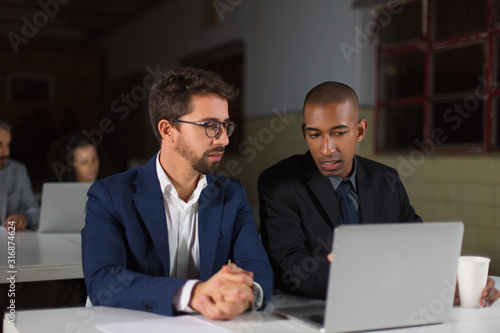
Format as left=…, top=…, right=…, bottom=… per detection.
left=320, top=136, right=336, bottom=156
left=213, top=126, right=230, bottom=146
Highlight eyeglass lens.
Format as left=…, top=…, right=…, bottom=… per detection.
left=206, top=121, right=235, bottom=138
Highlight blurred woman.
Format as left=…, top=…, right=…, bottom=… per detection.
left=47, top=131, right=103, bottom=183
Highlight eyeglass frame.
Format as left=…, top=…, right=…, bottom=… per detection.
left=168, top=119, right=236, bottom=138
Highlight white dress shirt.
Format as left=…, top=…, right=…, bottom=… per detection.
left=156, top=154, right=263, bottom=313
left=156, top=154, right=206, bottom=312
left=156, top=154, right=207, bottom=279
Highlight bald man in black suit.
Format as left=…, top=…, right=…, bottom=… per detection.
left=259, top=81, right=500, bottom=307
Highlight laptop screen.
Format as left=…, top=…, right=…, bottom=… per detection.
left=37, top=182, right=92, bottom=233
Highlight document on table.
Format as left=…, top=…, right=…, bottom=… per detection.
left=96, top=315, right=234, bottom=333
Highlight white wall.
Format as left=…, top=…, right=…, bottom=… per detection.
left=98, top=0, right=374, bottom=115
left=253, top=0, right=361, bottom=112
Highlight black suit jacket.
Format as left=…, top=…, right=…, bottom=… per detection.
left=258, top=151, right=422, bottom=300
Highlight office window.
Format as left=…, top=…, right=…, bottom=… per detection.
left=380, top=51, right=424, bottom=100
left=379, top=0, right=422, bottom=45
left=376, top=0, right=500, bottom=152
left=432, top=44, right=484, bottom=95
left=433, top=0, right=487, bottom=41
left=432, top=99, right=484, bottom=145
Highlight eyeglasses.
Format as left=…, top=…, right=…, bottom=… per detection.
left=169, top=119, right=236, bottom=138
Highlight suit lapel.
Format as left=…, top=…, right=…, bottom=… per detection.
left=304, top=151, right=339, bottom=229
left=131, top=154, right=171, bottom=276
left=198, top=174, right=224, bottom=281
left=356, top=157, right=375, bottom=224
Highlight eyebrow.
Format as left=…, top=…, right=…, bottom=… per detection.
left=304, top=125, right=349, bottom=132
left=198, top=117, right=231, bottom=122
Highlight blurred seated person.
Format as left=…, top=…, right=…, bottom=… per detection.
left=47, top=131, right=102, bottom=183
left=0, top=118, right=40, bottom=230
left=46, top=130, right=105, bottom=305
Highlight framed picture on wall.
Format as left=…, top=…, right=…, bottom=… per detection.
left=7, top=74, right=54, bottom=102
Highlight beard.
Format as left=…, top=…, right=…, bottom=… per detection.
left=175, top=136, right=223, bottom=175
left=0, top=155, right=8, bottom=169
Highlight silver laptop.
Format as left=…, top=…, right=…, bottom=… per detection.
left=37, top=182, right=92, bottom=233
left=276, top=222, right=464, bottom=333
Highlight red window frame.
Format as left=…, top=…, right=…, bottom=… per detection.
left=375, top=0, right=500, bottom=153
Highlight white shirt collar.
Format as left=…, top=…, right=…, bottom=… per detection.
left=155, top=152, right=207, bottom=207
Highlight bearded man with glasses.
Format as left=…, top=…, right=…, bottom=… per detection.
left=82, top=67, right=272, bottom=320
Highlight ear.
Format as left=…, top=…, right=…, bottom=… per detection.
left=356, top=119, right=368, bottom=142
left=158, top=119, right=175, bottom=143
left=301, top=123, right=306, bottom=139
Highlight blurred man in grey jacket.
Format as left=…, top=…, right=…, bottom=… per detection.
left=0, top=118, right=39, bottom=230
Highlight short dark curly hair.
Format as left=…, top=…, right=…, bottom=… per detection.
left=0, top=118, right=12, bottom=132
left=148, top=67, right=238, bottom=142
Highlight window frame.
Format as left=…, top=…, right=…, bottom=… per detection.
left=375, top=0, right=500, bottom=154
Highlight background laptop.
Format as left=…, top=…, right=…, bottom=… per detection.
left=276, top=222, right=464, bottom=333
left=37, top=182, right=92, bottom=233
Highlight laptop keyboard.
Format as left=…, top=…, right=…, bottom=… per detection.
left=304, top=313, right=325, bottom=326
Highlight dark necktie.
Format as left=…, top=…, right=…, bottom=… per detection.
left=336, top=181, right=358, bottom=224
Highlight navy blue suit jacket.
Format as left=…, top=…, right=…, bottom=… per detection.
left=82, top=154, right=273, bottom=316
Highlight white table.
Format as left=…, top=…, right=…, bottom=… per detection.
left=0, top=229, right=82, bottom=283
left=2, top=232, right=500, bottom=332
left=4, top=288, right=500, bottom=333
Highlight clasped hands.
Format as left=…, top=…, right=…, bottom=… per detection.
left=189, top=263, right=255, bottom=320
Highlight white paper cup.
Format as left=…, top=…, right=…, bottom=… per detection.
left=457, top=256, right=491, bottom=308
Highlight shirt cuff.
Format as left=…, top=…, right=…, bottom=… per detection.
left=24, top=213, right=32, bottom=227
left=173, top=279, right=200, bottom=313
left=250, top=282, right=264, bottom=311
left=16, top=213, right=32, bottom=227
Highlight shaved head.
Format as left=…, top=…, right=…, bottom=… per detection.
left=303, top=81, right=359, bottom=121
